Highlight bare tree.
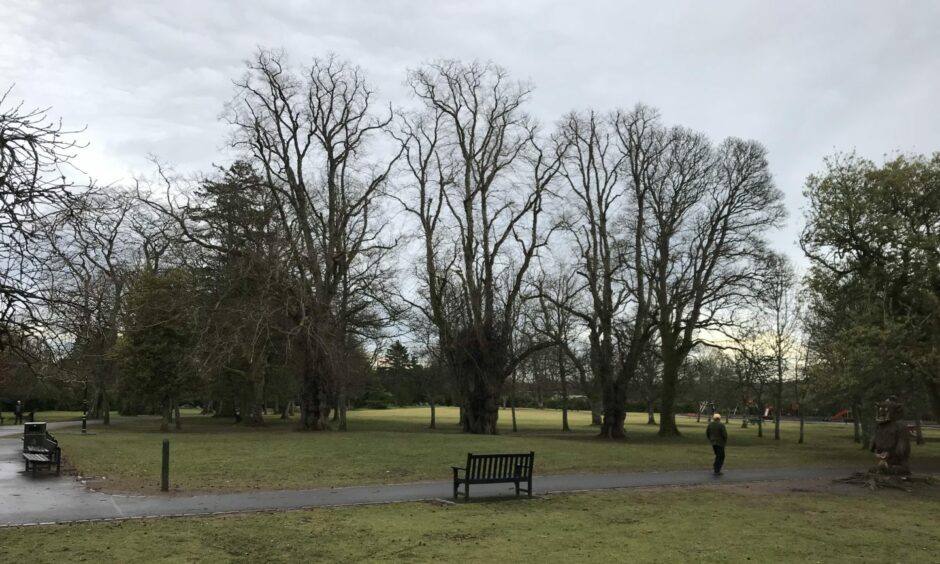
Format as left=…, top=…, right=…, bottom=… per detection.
left=758, top=252, right=800, bottom=440
left=227, top=50, right=398, bottom=430
left=0, top=87, right=83, bottom=352
left=397, top=60, right=564, bottom=434
left=646, top=125, right=786, bottom=436
left=529, top=269, right=582, bottom=431
left=551, top=110, right=636, bottom=437
left=40, top=188, right=143, bottom=424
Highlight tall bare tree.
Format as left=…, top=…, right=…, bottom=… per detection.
left=397, top=60, right=564, bottom=433
left=227, top=50, right=399, bottom=430
left=646, top=124, right=786, bottom=436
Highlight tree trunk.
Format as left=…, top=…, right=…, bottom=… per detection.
left=658, top=353, right=681, bottom=436
left=756, top=392, right=764, bottom=438
left=924, top=375, right=940, bottom=427
left=798, top=411, right=805, bottom=444
left=280, top=401, right=289, bottom=420
left=429, top=399, right=436, bottom=430
left=599, top=378, right=627, bottom=439
left=462, top=384, right=501, bottom=434
left=173, top=399, right=181, bottom=431
left=101, top=391, right=110, bottom=425
left=559, top=349, right=570, bottom=432
left=299, top=336, right=329, bottom=431
left=914, top=417, right=924, bottom=446
left=510, top=372, right=518, bottom=433
left=646, top=399, right=656, bottom=425
left=247, top=361, right=266, bottom=425
left=851, top=402, right=862, bottom=443
left=590, top=397, right=603, bottom=426
left=337, top=385, right=348, bottom=432
left=160, top=401, right=170, bottom=432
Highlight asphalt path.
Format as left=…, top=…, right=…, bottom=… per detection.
left=0, top=429, right=858, bottom=527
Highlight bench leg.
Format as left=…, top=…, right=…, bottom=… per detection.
left=465, top=484, right=469, bottom=502
left=515, top=480, right=520, bottom=496
left=528, top=477, right=533, bottom=498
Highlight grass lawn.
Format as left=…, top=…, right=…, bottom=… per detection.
left=0, top=410, right=98, bottom=424
left=2, top=483, right=938, bottom=563
left=54, top=407, right=940, bottom=494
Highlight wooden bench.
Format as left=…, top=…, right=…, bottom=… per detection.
left=452, top=452, right=534, bottom=501
left=22, top=433, right=61, bottom=474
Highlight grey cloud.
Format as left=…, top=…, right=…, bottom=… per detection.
left=2, top=0, right=939, bottom=262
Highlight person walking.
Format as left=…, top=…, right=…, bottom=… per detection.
left=706, top=412, right=728, bottom=475
left=14, top=400, right=24, bottom=425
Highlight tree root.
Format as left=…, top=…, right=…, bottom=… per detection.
left=836, top=472, right=935, bottom=492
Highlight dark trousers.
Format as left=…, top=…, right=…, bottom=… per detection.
left=712, top=444, right=725, bottom=473
left=14, top=413, right=23, bottom=424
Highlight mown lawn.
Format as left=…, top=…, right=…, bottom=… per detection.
left=2, top=485, right=938, bottom=563
left=53, top=407, right=940, bottom=493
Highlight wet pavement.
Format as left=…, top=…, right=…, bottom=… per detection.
left=0, top=431, right=856, bottom=527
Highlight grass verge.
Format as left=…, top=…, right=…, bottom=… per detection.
left=1, top=483, right=938, bottom=563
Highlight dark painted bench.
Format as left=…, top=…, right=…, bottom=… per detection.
left=22, top=432, right=61, bottom=474
left=452, top=451, right=534, bottom=501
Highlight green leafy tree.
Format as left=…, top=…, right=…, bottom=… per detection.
left=117, top=269, right=197, bottom=431
left=802, top=153, right=940, bottom=430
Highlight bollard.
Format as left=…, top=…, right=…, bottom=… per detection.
left=81, top=415, right=87, bottom=434
left=161, top=439, right=170, bottom=492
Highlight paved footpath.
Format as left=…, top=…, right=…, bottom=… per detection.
left=0, top=427, right=860, bottom=528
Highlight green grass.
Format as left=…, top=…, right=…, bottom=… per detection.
left=0, top=410, right=95, bottom=424
left=54, top=407, right=940, bottom=493
left=2, top=485, right=938, bottom=563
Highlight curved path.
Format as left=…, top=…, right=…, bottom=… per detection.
left=0, top=430, right=858, bottom=528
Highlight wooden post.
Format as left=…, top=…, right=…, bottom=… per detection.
left=161, top=439, right=170, bottom=492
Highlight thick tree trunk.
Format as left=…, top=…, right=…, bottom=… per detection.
left=599, top=379, right=627, bottom=439
left=299, top=336, right=329, bottom=431
left=658, top=354, right=681, bottom=436
left=646, top=399, right=656, bottom=425
left=173, top=400, right=181, bottom=430
left=462, top=385, right=501, bottom=434
left=590, top=398, right=603, bottom=426
left=280, top=401, right=289, bottom=420
left=429, top=399, right=436, bottom=430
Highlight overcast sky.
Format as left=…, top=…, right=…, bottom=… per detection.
left=3, top=0, right=939, bottom=264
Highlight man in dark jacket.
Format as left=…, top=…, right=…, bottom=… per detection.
left=706, top=413, right=728, bottom=475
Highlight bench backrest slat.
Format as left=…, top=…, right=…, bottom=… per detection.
left=465, top=452, right=534, bottom=480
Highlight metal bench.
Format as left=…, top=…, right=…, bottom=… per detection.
left=452, top=451, right=534, bottom=501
